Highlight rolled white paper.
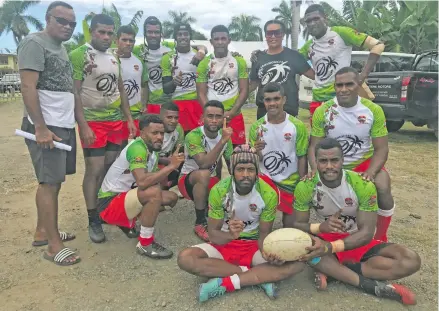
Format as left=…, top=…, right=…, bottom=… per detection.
left=15, top=129, right=72, bottom=151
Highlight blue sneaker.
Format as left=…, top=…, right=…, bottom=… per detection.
left=198, top=278, right=227, bottom=302
left=259, top=283, right=277, bottom=299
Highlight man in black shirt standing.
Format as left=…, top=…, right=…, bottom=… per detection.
left=250, top=20, right=315, bottom=119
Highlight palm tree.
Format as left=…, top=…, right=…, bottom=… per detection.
left=290, top=0, right=302, bottom=50
left=0, top=0, right=43, bottom=45
left=272, top=0, right=292, bottom=47
left=228, top=14, right=262, bottom=41
left=162, top=11, right=196, bottom=39
left=85, top=4, right=143, bottom=34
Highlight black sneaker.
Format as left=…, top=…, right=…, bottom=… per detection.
left=375, top=282, right=416, bottom=305
left=88, top=220, right=106, bottom=243
left=136, top=241, right=173, bottom=259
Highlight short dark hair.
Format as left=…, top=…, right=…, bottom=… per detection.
left=211, top=25, right=229, bottom=38
left=117, top=25, right=136, bottom=38
left=304, top=4, right=326, bottom=17
left=335, top=66, right=360, bottom=80
left=264, top=20, right=286, bottom=33
left=263, top=82, right=285, bottom=97
left=144, top=16, right=162, bottom=31
left=204, top=100, right=224, bottom=113
left=90, top=14, right=114, bottom=31
left=315, top=138, right=343, bottom=158
left=174, top=23, right=192, bottom=40
left=139, top=114, right=164, bottom=130
left=46, top=1, right=73, bottom=18
left=161, top=101, right=179, bottom=113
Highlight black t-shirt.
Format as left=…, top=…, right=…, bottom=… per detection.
left=250, top=48, right=310, bottom=115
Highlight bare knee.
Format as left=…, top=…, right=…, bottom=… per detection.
left=177, top=247, right=203, bottom=273
left=164, top=191, right=178, bottom=207
left=374, top=171, right=392, bottom=194
left=396, top=247, right=422, bottom=276
left=139, top=185, right=162, bottom=206
left=191, top=170, right=211, bottom=184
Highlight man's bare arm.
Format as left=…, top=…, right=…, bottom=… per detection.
left=341, top=210, right=376, bottom=250
left=258, top=220, right=274, bottom=251
left=208, top=217, right=234, bottom=245
left=141, top=82, right=149, bottom=111
left=229, top=78, right=249, bottom=114
left=249, top=80, right=259, bottom=93
left=196, top=82, right=209, bottom=107
left=360, top=36, right=385, bottom=82
left=302, top=68, right=315, bottom=80
left=367, top=136, right=389, bottom=176
left=193, top=140, right=227, bottom=169
left=73, top=80, right=87, bottom=126
left=291, top=210, right=312, bottom=233
left=20, top=70, right=45, bottom=128
left=308, top=136, right=324, bottom=172
left=118, top=78, right=133, bottom=122
left=132, top=165, right=177, bottom=190
left=298, top=156, right=308, bottom=178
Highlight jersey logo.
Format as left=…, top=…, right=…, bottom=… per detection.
left=134, top=156, right=143, bottom=163
left=180, top=72, right=196, bottom=89
left=111, top=59, right=117, bottom=65
left=357, top=115, right=367, bottom=124
left=368, top=195, right=377, bottom=207
left=316, top=56, right=339, bottom=82
left=338, top=135, right=364, bottom=157
left=149, top=65, right=162, bottom=85
left=96, top=73, right=118, bottom=97
left=259, top=61, right=291, bottom=85
left=263, top=151, right=291, bottom=177
left=124, top=79, right=140, bottom=100
left=345, top=198, right=353, bottom=206
left=284, top=133, right=292, bottom=141
left=249, top=204, right=257, bottom=212
left=212, top=77, right=235, bottom=95
left=134, top=64, right=139, bottom=71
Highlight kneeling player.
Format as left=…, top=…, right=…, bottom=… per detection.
left=178, top=100, right=233, bottom=241
left=292, top=138, right=421, bottom=305
left=97, top=115, right=184, bottom=259
left=178, top=146, right=305, bottom=302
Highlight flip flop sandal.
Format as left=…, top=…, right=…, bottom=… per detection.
left=314, top=272, right=328, bottom=291
left=32, top=231, right=76, bottom=247
left=43, top=248, right=81, bottom=266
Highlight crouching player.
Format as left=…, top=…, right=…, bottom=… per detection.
left=292, top=138, right=421, bottom=305
left=97, top=115, right=184, bottom=258
left=178, top=146, right=306, bottom=302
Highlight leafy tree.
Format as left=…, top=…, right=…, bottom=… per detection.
left=228, top=14, right=262, bottom=41
left=162, top=11, right=196, bottom=39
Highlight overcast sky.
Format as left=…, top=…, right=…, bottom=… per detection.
left=0, top=0, right=343, bottom=51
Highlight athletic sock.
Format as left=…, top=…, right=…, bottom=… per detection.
left=87, top=209, right=100, bottom=223
left=358, top=275, right=379, bottom=296
left=374, top=206, right=395, bottom=242
left=221, top=275, right=241, bottom=292
left=138, top=226, right=154, bottom=246
left=195, top=209, right=207, bottom=225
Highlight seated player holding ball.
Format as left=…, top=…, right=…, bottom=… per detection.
left=97, top=115, right=184, bottom=259
left=178, top=146, right=306, bottom=302
left=292, top=138, right=421, bottom=305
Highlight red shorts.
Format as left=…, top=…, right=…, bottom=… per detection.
left=174, top=99, right=203, bottom=132
left=258, top=174, right=294, bottom=215
left=99, top=192, right=136, bottom=229
left=178, top=173, right=219, bottom=201
left=146, top=103, right=161, bottom=115
left=319, top=232, right=383, bottom=264
left=309, top=101, right=323, bottom=116
left=210, top=240, right=260, bottom=269
left=121, top=119, right=140, bottom=140
left=227, top=113, right=246, bottom=145
left=80, top=121, right=124, bottom=148
left=352, top=158, right=387, bottom=173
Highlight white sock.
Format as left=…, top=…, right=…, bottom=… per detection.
left=230, top=274, right=241, bottom=290
left=377, top=205, right=395, bottom=217
left=140, top=226, right=154, bottom=239
left=240, top=266, right=249, bottom=272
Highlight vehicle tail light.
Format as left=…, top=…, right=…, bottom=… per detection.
left=401, top=76, right=411, bottom=102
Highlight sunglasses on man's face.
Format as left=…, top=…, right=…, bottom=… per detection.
left=265, top=30, right=283, bottom=38
left=51, top=15, right=76, bottom=28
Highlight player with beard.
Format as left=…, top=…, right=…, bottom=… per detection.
left=115, top=25, right=149, bottom=147
left=249, top=83, right=308, bottom=228
left=162, top=24, right=207, bottom=133
left=292, top=138, right=420, bottom=305
left=178, top=145, right=306, bottom=302
left=308, top=67, right=394, bottom=243
left=299, top=4, right=384, bottom=123
left=250, top=20, right=315, bottom=119
left=158, top=101, right=184, bottom=190
left=70, top=14, right=136, bottom=244
left=196, top=25, right=249, bottom=147
left=178, top=100, right=234, bottom=241
left=97, top=115, right=183, bottom=259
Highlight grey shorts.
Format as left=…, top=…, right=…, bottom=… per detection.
left=22, top=118, right=77, bottom=184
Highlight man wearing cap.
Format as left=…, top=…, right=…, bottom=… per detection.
left=177, top=145, right=306, bottom=302
left=162, top=23, right=206, bottom=133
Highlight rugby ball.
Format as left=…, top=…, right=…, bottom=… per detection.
left=263, top=228, right=312, bottom=261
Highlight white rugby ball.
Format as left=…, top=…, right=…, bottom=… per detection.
left=263, top=228, right=312, bottom=261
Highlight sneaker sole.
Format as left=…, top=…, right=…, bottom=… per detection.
left=136, top=247, right=173, bottom=259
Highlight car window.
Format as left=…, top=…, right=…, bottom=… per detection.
left=351, top=54, right=415, bottom=72
left=415, top=54, right=438, bottom=72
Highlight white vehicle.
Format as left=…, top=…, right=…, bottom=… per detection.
left=298, top=51, right=416, bottom=109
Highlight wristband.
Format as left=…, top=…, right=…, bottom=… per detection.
left=309, top=223, right=321, bottom=234
left=330, top=240, right=345, bottom=253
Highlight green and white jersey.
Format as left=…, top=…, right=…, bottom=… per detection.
left=294, top=170, right=378, bottom=233
left=249, top=114, right=309, bottom=193
left=161, top=49, right=198, bottom=100
left=70, top=43, right=122, bottom=121
left=311, top=97, right=388, bottom=169
left=159, top=124, right=185, bottom=157
left=98, top=138, right=158, bottom=198
left=180, top=126, right=233, bottom=176
left=209, top=177, right=278, bottom=240
left=299, top=26, right=368, bottom=102
left=196, top=52, right=248, bottom=111
left=119, top=54, right=148, bottom=119
left=133, top=41, right=175, bottom=104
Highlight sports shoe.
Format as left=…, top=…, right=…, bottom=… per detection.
left=89, top=221, right=106, bottom=243
left=136, top=241, right=173, bottom=259
left=194, top=224, right=209, bottom=241
left=375, top=282, right=416, bottom=305
left=198, top=278, right=226, bottom=302
left=314, top=272, right=328, bottom=291
left=259, top=283, right=277, bottom=299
